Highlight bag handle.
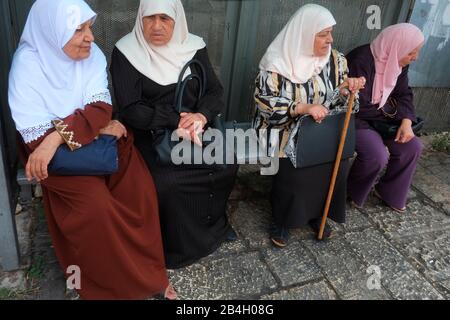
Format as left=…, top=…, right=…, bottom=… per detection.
left=173, top=59, right=207, bottom=112
left=176, top=73, right=203, bottom=113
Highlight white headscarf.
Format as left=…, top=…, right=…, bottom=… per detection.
left=115, top=0, right=206, bottom=86
left=259, top=4, right=337, bottom=84
left=8, top=0, right=111, bottom=143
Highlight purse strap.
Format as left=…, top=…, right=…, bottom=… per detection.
left=174, top=59, right=207, bottom=113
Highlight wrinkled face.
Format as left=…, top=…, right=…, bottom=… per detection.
left=399, top=44, right=423, bottom=67
left=63, top=19, right=95, bottom=61
left=143, top=14, right=175, bottom=46
left=314, top=27, right=334, bottom=57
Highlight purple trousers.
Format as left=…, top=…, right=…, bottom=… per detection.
left=347, top=129, right=423, bottom=209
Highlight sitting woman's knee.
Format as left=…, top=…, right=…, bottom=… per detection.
left=369, top=149, right=390, bottom=170
left=403, top=137, right=424, bottom=160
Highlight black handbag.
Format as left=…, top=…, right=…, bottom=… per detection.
left=294, top=112, right=356, bottom=169
left=48, top=135, right=119, bottom=176
left=369, top=117, right=425, bottom=140
left=153, top=59, right=232, bottom=167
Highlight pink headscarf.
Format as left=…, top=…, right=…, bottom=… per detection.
left=370, top=23, right=424, bottom=108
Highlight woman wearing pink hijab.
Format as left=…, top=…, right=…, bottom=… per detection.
left=347, top=23, right=425, bottom=213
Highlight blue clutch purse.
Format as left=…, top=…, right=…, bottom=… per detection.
left=48, top=135, right=119, bottom=176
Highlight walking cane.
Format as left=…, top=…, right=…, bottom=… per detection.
left=318, top=91, right=356, bottom=241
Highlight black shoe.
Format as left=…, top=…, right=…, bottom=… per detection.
left=226, top=227, right=238, bottom=242
left=270, top=224, right=290, bottom=248
left=309, top=218, right=332, bottom=240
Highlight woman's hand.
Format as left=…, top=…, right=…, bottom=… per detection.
left=178, top=113, right=208, bottom=131
left=99, top=120, right=127, bottom=140
left=295, top=103, right=329, bottom=123
left=177, top=113, right=207, bottom=146
left=340, top=77, right=366, bottom=95
left=395, top=119, right=415, bottom=144
left=26, top=131, right=64, bottom=182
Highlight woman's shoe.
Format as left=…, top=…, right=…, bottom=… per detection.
left=373, top=189, right=406, bottom=213
left=226, top=227, right=238, bottom=242
left=164, top=284, right=178, bottom=300
left=309, top=218, right=332, bottom=240
left=270, top=224, right=290, bottom=248
left=348, top=197, right=362, bottom=209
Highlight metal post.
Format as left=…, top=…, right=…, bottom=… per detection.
left=0, top=135, right=20, bottom=271
left=222, top=0, right=260, bottom=122
left=0, top=0, right=20, bottom=271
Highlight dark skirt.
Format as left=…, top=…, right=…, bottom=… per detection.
left=271, top=158, right=349, bottom=228
left=137, top=143, right=238, bottom=269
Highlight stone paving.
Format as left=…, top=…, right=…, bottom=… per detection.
left=1, top=137, right=449, bottom=300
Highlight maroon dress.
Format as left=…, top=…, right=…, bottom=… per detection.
left=21, top=101, right=169, bottom=300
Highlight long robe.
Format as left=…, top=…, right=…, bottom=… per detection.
left=110, top=47, right=238, bottom=269
left=20, top=101, right=169, bottom=300
left=253, top=49, right=351, bottom=228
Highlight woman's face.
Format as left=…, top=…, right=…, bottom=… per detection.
left=143, top=14, right=175, bottom=46
left=399, top=44, right=423, bottom=67
left=314, top=27, right=334, bottom=57
left=63, top=19, right=95, bottom=61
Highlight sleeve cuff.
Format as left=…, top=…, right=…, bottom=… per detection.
left=52, top=119, right=82, bottom=151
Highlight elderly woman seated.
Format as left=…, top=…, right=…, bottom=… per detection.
left=8, top=0, right=176, bottom=300
left=110, top=0, right=238, bottom=270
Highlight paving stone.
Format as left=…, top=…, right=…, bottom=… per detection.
left=261, top=281, right=338, bottom=300
left=289, top=228, right=317, bottom=241
left=0, top=271, right=26, bottom=291
left=232, top=201, right=273, bottom=249
left=303, top=237, right=391, bottom=300
left=423, top=165, right=450, bottom=185
left=169, top=252, right=278, bottom=300
left=345, top=228, right=444, bottom=300
left=263, top=244, right=322, bottom=287
left=413, top=166, right=450, bottom=210
left=419, top=149, right=450, bottom=169
left=15, top=210, right=33, bottom=267
left=341, top=206, right=373, bottom=233
left=200, top=240, right=248, bottom=263
left=363, top=200, right=450, bottom=239
left=33, top=262, right=66, bottom=300
left=391, top=230, right=450, bottom=283
left=437, top=280, right=450, bottom=299
left=408, top=187, right=418, bottom=199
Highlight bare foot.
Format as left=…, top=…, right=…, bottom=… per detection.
left=164, top=284, right=178, bottom=300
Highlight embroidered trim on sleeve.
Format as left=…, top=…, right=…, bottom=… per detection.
left=52, top=119, right=82, bottom=151
left=85, top=91, right=112, bottom=106
left=19, top=122, right=54, bottom=144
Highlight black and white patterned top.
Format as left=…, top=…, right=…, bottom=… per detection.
left=253, top=49, right=358, bottom=159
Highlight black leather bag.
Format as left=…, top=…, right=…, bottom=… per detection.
left=369, top=117, right=425, bottom=140
left=153, top=59, right=231, bottom=167
left=295, top=112, right=356, bottom=169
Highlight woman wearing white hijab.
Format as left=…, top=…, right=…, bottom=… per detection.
left=9, top=0, right=176, bottom=300
left=253, top=4, right=365, bottom=247
left=111, top=0, right=238, bottom=269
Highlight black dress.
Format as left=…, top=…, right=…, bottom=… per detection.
left=110, top=47, right=238, bottom=269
